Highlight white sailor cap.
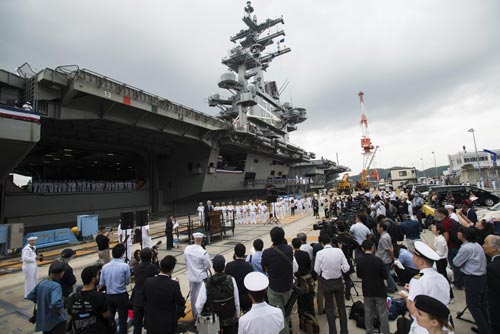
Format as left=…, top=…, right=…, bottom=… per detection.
left=413, top=241, right=440, bottom=262
left=199, top=202, right=203, bottom=205
left=444, top=204, right=454, bottom=209
left=192, top=232, right=205, bottom=239
left=27, top=236, right=38, bottom=241
left=244, top=271, right=269, bottom=291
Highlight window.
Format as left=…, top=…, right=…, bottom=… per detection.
left=254, top=159, right=259, bottom=163
left=270, top=170, right=275, bottom=176
left=399, top=171, right=407, bottom=177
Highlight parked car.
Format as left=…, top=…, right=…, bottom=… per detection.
left=477, top=202, right=500, bottom=221
left=428, top=185, right=499, bottom=207
left=403, top=183, right=432, bottom=194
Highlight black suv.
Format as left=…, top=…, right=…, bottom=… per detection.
left=428, top=185, right=499, bottom=207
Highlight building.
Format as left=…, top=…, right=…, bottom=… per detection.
left=388, top=168, right=417, bottom=188
left=448, top=149, right=500, bottom=185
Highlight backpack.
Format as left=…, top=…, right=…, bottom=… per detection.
left=299, top=313, right=320, bottom=334
left=349, top=300, right=364, bottom=320
left=388, top=297, right=398, bottom=320
left=68, top=289, right=97, bottom=334
left=203, top=274, right=236, bottom=327
left=388, top=297, right=406, bottom=320
left=395, top=316, right=412, bottom=334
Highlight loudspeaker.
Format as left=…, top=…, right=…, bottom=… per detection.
left=267, top=195, right=278, bottom=203
left=136, top=210, right=149, bottom=227
left=120, top=211, right=135, bottom=229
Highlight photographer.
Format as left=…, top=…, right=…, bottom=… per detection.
left=95, top=226, right=112, bottom=264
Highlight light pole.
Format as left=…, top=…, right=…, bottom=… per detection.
left=468, top=128, right=481, bottom=172
left=420, top=158, right=426, bottom=178
left=432, top=151, right=438, bottom=181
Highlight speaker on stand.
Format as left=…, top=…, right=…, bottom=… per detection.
left=120, top=211, right=134, bottom=262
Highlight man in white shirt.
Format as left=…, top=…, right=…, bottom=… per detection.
left=238, top=272, right=284, bottom=334
left=314, top=233, right=350, bottom=334
left=196, top=255, right=240, bottom=333
left=350, top=214, right=371, bottom=262
left=184, top=232, right=211, bottom=317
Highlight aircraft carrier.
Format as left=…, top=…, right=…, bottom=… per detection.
left=0, top=2, right=347, bottom=232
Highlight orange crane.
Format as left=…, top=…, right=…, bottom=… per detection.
left=357, top=91, right=379, bottom=190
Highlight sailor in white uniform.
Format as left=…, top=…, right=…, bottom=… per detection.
left=235, top=202, right=242, bottom=224
left=197, top=202, right=205, bottom=226
left=401, top=241, right=450, bottom=334
left=22, top=236, right=40, bottom=298
left=184, top=232, right=211, bottom=318
left=117, top=222, right=133, bottom=262
left=141, top=223, right=153, bottom=249
left=238, top=272, right=284, bottom=334
left=226, top=202, right=234, bottom=223
left=241, top=201, right=249, bottom=224
left=259, top=201, right=267, bottom=223
left=248, top=200, right=257, bottom=224
left=220, top=202, right=227, bottom=223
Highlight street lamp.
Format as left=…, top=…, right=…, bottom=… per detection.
left=420, top=158, right=426, bottom=178
left=468, top=128, right=481, bottom=171
left=432, top=152, right=438, bottom=180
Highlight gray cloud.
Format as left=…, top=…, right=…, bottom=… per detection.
left=1, top=0, right=499, bottom=172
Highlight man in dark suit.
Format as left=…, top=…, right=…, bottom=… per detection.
left=483, top=234, right=500, bottom=334
left=132, top=248, right=160, bottom=334
left=143, top=255, right=185, bottom=334
left=225, top=243, right=253, bottom=313
left=356, top=239, right=390, bottom=334
left=204, top=200, right=214, bottom=231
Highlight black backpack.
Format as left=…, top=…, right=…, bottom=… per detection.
left=68, top=289, right=97, bottom=334
left=203, top=274, right=236, bottom=327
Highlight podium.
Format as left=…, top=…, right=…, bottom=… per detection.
left=206, top=211, right=223, bottom=244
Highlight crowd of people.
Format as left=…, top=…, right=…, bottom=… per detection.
left=21, top=185, right=500, bottom=334
left=26, top=179, right=136, bottom=193
left=196, top=197, right=314, bottom=226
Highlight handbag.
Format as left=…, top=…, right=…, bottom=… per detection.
left=196, top=313, right=220, bottom=334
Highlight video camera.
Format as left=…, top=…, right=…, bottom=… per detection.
left=312, top=219, right=338, bottom=239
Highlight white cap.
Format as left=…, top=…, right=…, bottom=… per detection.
left=192, top=232, right=205, bottom=239
left=414, top=241, right=440, bottom=261
left=444, top=204, right=454, bottom=209
left=244, top=271, right=269, bottom=291
left=27, top=236, right=38, bottom=241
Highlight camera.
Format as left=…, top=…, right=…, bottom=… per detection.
left=312, top=219, right=338, bottom=238
left=38, top=253, right=44, bottom=262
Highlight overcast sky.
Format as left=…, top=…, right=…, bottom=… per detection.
left=1, top=0, right=499, bottom=175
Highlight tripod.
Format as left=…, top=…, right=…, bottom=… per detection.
left=456, top=306, right=475, bottom=324
left=265, top=214, right=281, bottom=225
left=265, top=203, right=281, bottom=225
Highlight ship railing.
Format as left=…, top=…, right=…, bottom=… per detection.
left=69, top=68, right=228, bottom=128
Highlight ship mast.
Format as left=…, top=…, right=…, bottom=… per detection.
left=208, top=1, right=306, bottom=139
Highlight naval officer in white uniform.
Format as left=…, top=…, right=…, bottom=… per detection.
left=238, top=272, right=284, bottom=334
left=400, top=241, right=450, bottom=334
left=184, top=232, right=211, bottom=317
left=22, top=236, right=40, bottom=298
